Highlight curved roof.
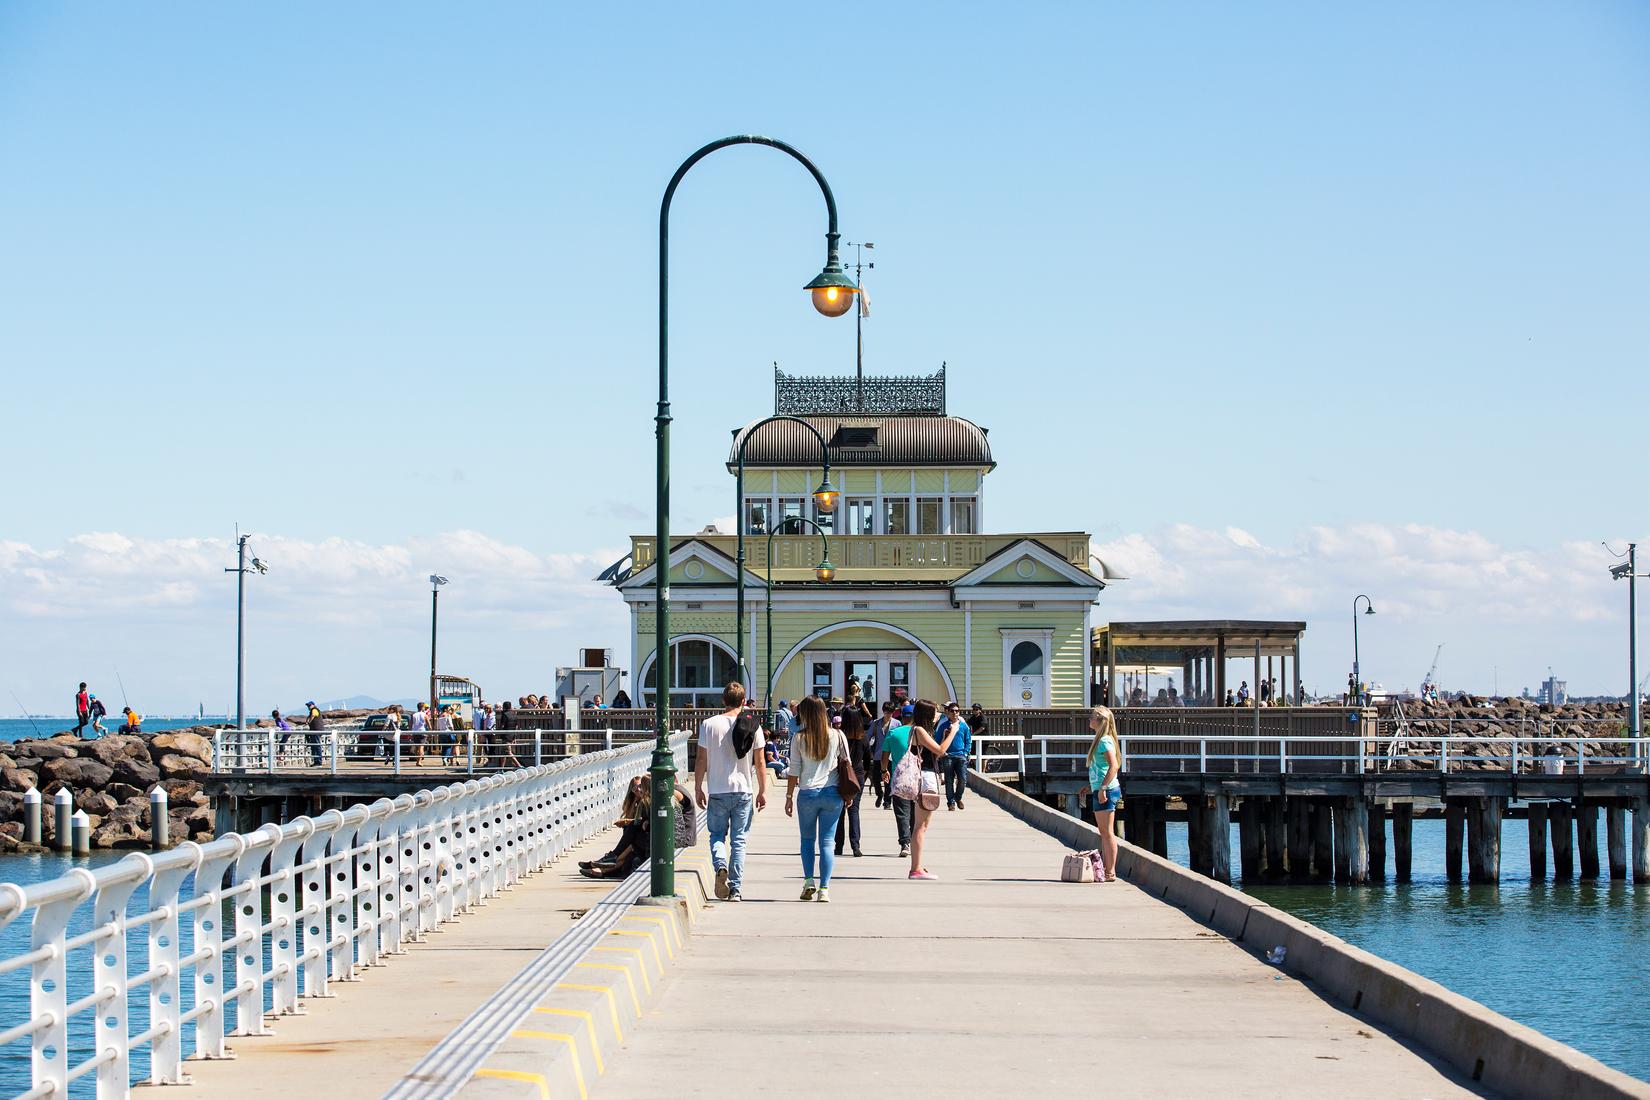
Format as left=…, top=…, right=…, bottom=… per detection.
left=727, top=415, right=994, bottom=469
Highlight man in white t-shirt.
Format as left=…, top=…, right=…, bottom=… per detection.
left=694, top=681, right=767, bottom=903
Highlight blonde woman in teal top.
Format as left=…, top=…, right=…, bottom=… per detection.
left=1078, top=705, right=1122, bottom=881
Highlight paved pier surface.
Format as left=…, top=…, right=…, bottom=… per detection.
left=185, top=828, right=623, bottom=1099
left=595, top=795, right=1480, bottom=1099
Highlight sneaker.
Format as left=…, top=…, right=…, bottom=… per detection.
left=715, top=867, right=729, bottom=900
left=800, top=882, right=817, bottom=901
left=729, top=889, right=743, bottom=902
left=816, top=887, right=830, bottom=903
left=909, top=869, right=938, bottom=880
left=899, top=844, right=909, bottom=857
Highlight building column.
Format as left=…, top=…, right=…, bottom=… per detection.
left=1107, top=641, right=1118, bottom=707
left=1293, top=642, right=1303, bottom=703
left=1215, top=635, right=1226, bottom=700
left=964, top=601, right=973, bottom=704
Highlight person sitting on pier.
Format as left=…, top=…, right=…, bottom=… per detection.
left=118, top=707, right=143, bottom=734
left=1078, top=705, right=1122, bottom=882
left=581, top=776, right=652, bottom=878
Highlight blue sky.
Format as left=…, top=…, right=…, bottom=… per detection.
left=2, top=3, right=1646, bottom=711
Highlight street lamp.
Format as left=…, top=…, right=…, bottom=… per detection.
left=766, top=516, right=835, bottom=732
left=733, top=415, right=835, bottom=690
left=429, top=575, right=449, bottom=720
left=1352, top=594, right=1375, bottom=706
left=224, top=532, right=267, bottom=731
left=651, top=135, right=856, bottom=899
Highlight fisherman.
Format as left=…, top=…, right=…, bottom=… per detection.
left=119, top=707, right=143, bottom=734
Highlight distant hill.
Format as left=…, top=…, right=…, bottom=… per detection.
left=311, top=694, right=423, bottom=712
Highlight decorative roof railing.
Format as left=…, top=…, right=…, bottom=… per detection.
left=774, top=365, right=946, bottom=416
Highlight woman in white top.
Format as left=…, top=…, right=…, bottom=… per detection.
left=785, top=696, right=846, bottom=902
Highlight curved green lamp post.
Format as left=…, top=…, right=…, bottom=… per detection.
left=766, top=515, right=835, bottom=734
left=733, top=415, right=836, bottom=690
left=650, top=136, right=856, bottom=898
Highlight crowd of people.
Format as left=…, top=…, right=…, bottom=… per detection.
left=692, top=681, right=1002, bottom=903
left=1107, top=677, right=1299, bottom=708
left=70, top=681, right=143, bottom=737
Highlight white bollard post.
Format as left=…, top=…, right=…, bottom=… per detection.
left=150, top=787, right=169, bottom=850
left=71, top=810, right=91, bottom=856
left=23, top=787, right=42, bottom=846
left=53, top=787, right=74, bottom=852
left=393, top=731, right=402, bottom=776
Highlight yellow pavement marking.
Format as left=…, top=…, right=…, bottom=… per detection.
left=472, top=1067, right=550, bottom=1099
left=606, top=929, right=663, bottom=976
left=570, top=964, right=640, bottom=1017
left=510, top=1030, right=587, bottom=1100
left=590, top=945, right=652, bottom=994
left=533, top=1007, right=603, bottom=1074
left=554, top=982, right=625, bottom=1043
left=619, top=913, right=678, bottom=958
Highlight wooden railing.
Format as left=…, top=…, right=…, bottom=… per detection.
left=628, top=531, right=1093, bottom=572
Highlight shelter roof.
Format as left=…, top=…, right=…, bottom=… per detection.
left=727, top=414, right=994, bottom=470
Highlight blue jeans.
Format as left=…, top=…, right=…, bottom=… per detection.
left=797, top=787, right=845, bottom=885
left=707, top=792, right=755, bottom=892
left=942, top=755, right=968, bottom=806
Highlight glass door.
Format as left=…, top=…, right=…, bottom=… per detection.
left=847, top=660, right=878, bottom=704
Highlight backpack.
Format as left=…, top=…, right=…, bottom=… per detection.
left=731, top=708, right=761, bottom=759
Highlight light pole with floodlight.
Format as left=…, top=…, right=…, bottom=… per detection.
left=1352, top=595, right=1375, bottom=706
left=429, top=575, right=449, bottom=719
left=224, top=533, right=267, bottom=730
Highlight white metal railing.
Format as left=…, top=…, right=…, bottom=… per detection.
left=211, top=727, right=659, bottom=776
left=962, top=733, right=1650, bottom=777
left=0, top=733, right=687, bottom=1099
left=1114, top=734, right=1650, bottom=776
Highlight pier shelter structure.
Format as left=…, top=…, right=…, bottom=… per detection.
left=1093, top=618, right=1307, bottom=706
left=603, top=367, right=1108, bottom=709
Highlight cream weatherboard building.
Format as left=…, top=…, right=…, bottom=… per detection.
left=604, top=369, right=1106, bottom=711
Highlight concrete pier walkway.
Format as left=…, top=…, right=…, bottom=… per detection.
left=184, top=827, right=627, bottom=1099
left=594, top=794, right=1480, bottom=1099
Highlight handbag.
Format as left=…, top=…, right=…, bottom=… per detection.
left=1061, top=850, right=1097, bottom=883
left=835, top=732, right=863, bottom=804
left=919, top=769, right=942, bottom=811
left=891, top=746, right=921, bottom=801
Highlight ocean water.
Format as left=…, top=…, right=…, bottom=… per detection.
left=1, top=716, right=224, bottom=744
left=1165, top=817, right=1650, bottom=1081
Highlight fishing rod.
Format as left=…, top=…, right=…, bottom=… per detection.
left=6, top=689, right=43, bottom=737
left=115, top=667, right=131, bottom=709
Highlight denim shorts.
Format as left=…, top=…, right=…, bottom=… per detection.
left=1087, top=787, right=1122, bottom=814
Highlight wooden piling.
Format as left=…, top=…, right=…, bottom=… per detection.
left=1287, top=798, right=1311, bottom=881
left=1465, top=797, right=1503, bottom=884
left=1551, top=801, right=1575, bottom=880
left=1151, top=797, right=1168, bottom=858
left=1366, top=800, right=1386, bottom=882
left=1264, top=797, right=1287, bottom=879
left=1527, top=803, right=1548, bottom=881
left=1607, top=804, right=1627, bottom=881
left=1237, top=798, right=1262, bottom=881
left=1330, top=802, right=1353, bottom=883
left=1209, top=793, right=1231, bottom=885
left=1392, top=803, right=1413, bottom=883
left=1576, top=803, right=1600, bottom=880
left=1444, top=801, right=1464, bottom=882
left=1346, top=798, right=1370, bottom=884
left=1633, top=798, right=1650, bottom=883
left=1187, top=797, right=1209, bottom=877
left=1310, top=801, right=1334, bottom=882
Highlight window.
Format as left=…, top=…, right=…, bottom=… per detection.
left=844, top=498, right=876, bottom=535
left=744, top=499, right=770, bottom=535
left=642, top=638, right=739, bottom=708
left=811, top=661, right=833, bottom=699
left=950, top=497, right=977, bottom=534
left=885, top=499, right=910, bottom=535
left=917, top=497, right=944, bottom=535
left=779, top=498, right=805, bottom=530
left=811, top=498, right=835, bottom=534
left=1010, top=641, right=1045, bottom=676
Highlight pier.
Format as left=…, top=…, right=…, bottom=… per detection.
left=5, top=746, right=1648, bottom=1099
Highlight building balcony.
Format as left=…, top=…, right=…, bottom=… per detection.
left=631, top=531, right=1092, bottom=583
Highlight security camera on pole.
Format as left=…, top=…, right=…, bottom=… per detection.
left=224, top=529, right=268, bottom=731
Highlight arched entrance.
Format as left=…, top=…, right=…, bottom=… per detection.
left=638, top=635, right=740, bottom=708
left=771, top=621, right=957, bottom=707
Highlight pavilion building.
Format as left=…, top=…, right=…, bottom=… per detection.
left=603, top=367, right=1109, bottom=710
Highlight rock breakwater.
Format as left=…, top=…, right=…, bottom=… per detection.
left=0, top=727, right=217, bottom=851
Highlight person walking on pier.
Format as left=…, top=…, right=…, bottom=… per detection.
left=1079, top=705, right=1122, bottom=882
left=904, top=699, right=958, bottom=880
left=786, top=696, right=847, bottom=902
left=407, top=702, right=428, bottom=764
left=834, top=689, right=872, bottom=858
left=87, top=694, right=107, bottom=737
left=305, top=701, right=326, bottom=767
left=881, top=704, right=915, bottom=856
left=937, top=701, right=971, bottom=810
left=695, top=681, right=767, bottom=903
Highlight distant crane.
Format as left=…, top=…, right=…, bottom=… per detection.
left=1419, top=644, right=1444, bottom=697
